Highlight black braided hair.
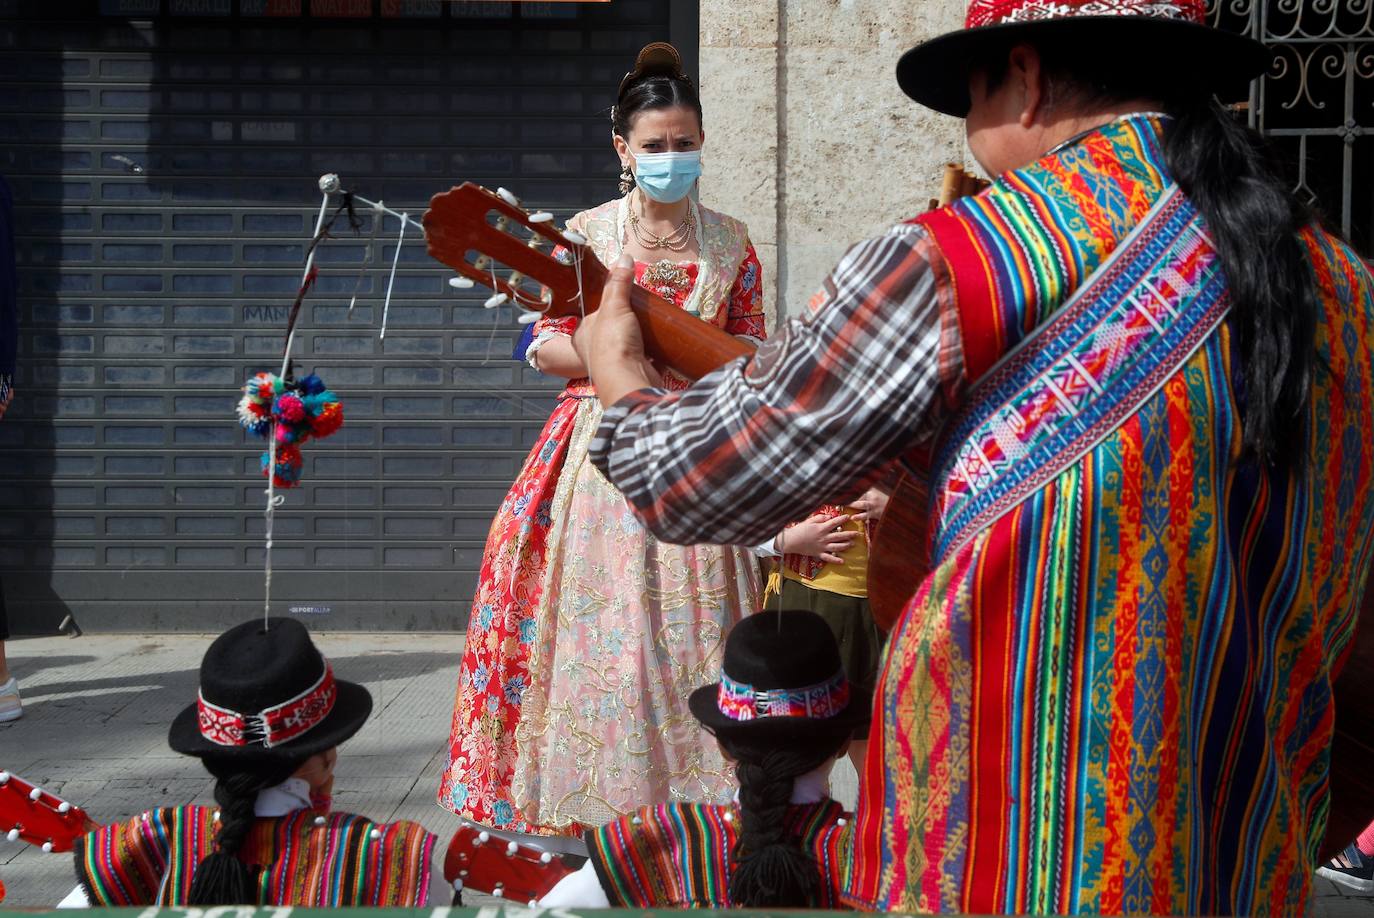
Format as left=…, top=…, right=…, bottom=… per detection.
left=973, top=36, right=1319, bottom=470
left=719, top=733, right=846, bottom=908
left=185, top=756, right=306, bottom=905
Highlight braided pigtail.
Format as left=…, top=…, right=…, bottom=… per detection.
left=722, top=737, right=843, bottom=908
left=186, top=757, right=303, bottom=905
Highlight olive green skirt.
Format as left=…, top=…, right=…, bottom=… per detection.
left=776, top=578, right=885, bottom=739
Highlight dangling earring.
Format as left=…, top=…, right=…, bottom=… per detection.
left=619, top=164, right=634, bottom=197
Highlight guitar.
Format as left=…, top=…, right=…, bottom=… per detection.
left=422, top=174, right=983, bottom=634
left=442, top=823, right=574, bottom=905
left=0, top=770, right=97, bottom=854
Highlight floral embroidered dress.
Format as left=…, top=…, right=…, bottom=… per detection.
left=439, top=196, right=767, bottom=835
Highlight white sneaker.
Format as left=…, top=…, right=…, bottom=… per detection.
left=0, top=677, right=21, bottom=722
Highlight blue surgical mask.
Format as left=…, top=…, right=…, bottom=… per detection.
left=632, top=150, right=702, bottom=203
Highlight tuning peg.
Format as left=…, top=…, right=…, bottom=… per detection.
left=28, top=788, right=41, bottom=802
left=517, top=311, right=540, bottom=325
left=449, top=276, right=475, bottom=290
left=528, top=900, right=538, bottom=907
left=42, top=841, right=53, bottom=853
left=539, top=852, right=553, bottom=864
left=563, top=230, right=587, bottom=246
left=6, top=829, right=18, bottom=842
left=492, top=883, right=504, bottom=899
left=484, top=293, right=509, bottom=309
left=496, top=187, right=520, bottom=208
left=459, top=869, right=469, bottom=878
left=452, top=878, right=463, bottom=893
left=58, top=803, right=72, bottom=814
left=505, top=841, right=518, bottom=857
left=529, top=212, right=554, bottom=224
left=0, top=771, right=10, bottom=784
left=476, top=830, right=490, bottom=846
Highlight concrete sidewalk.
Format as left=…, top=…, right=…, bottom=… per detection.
left=0, top=631, right=1371, bottom=915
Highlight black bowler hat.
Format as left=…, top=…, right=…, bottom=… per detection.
left=689, top=610, right=870, bottom=741
left=169, top=618, right=372, bottom=761
left=896, top=0, right=1271, bottom=118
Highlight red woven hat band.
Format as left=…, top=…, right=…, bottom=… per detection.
left=964, top=0, right=1206, bottom=28
left=197, top=661, right=338, bottom=749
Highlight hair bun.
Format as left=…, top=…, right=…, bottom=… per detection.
left=618, top=42, right=689, bottom=99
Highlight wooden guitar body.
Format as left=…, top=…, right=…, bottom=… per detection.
left=866, top=473, right=929, bottom=632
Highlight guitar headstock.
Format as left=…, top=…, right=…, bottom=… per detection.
left=0, top=770, right=96, bottom=853
left=442, top=823, right=574, bottom=905
left=423, top=183, right=607, bottom=322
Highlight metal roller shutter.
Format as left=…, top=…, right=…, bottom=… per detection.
left=0, top=0, right=688, bottom=632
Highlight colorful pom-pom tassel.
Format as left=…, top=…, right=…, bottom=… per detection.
left=310, top=401, right=344, bottom=438
left=237, top=370, right=343, bottom=489
left=274, top=393, right=306, bottom=423
left=262, top=444, right=303, bottom=488
left=297, top=374, right=327, bottom=396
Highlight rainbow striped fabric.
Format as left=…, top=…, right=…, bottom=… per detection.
left=587, top=799, right=849, bottom=908
left=843, top=115, right=1374, bottom=914
left=74, top=805, right=436, bottom=907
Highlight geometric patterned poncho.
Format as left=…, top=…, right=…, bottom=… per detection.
left=74, top=805, right=436, bottom=907
left=586, top=799, right=850, bottom=908
left=844, top=115, right=1374, bottom=915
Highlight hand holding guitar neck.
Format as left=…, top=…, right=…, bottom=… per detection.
left=422, top=183, right=750, bottom=381
left=571, top=253, right=659, bottom=406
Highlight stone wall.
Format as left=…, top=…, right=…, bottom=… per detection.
left=698, top=0, right=968, bottom=322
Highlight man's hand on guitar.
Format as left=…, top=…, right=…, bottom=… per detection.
left=572, top=253, right=654, bottom=407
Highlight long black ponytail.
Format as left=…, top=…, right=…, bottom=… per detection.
left=185, top=756, right=305, bottom=905
left=976, top=36, right=1319, bottom=469
left=1161, top=97, right=1317, bottom=468
left=718, top=734, right=844, bottom=908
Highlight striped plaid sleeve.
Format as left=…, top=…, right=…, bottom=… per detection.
left=589, top=223, right=955, bottom=547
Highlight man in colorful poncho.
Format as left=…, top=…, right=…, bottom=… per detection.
left=573, top=1, right=1374, bottom=913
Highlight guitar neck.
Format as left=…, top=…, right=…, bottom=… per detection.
left=419, top=184, right=755, bottom=383
left=623, top=284, right=754, bottom=380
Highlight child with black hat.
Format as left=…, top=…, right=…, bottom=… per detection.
left=539, top=609, right=868, bottom=909
left=58, top=618, right=449, bottom=907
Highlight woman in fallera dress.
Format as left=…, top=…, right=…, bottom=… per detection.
left=438, top=42, right=767, bottom=844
